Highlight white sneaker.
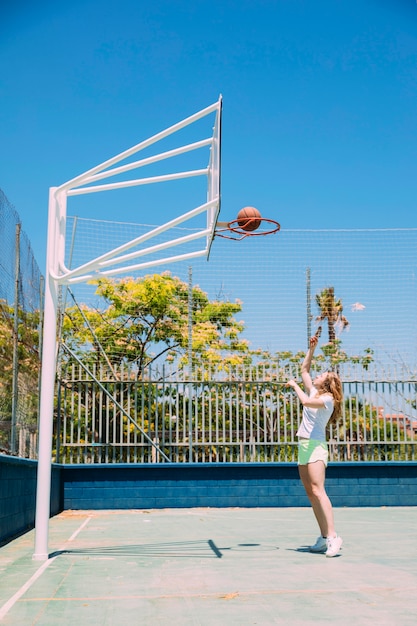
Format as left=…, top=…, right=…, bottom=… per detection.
left=325, top=535, right=343, bottom=558
left=309, top=536, right=327, bottom=553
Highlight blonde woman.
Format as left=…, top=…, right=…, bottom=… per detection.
left=286, top=334, right=344, bottom=557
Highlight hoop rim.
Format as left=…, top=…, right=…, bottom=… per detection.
left=215, top=217, right=281, bottom=240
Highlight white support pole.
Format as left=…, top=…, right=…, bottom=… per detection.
left=33, top=188, right=61, bottom=561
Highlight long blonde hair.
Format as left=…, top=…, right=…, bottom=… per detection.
left=319, top=371, right=343, bottom=425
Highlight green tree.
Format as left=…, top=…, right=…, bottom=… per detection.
left=314, top=286, right=373, bottom=369
left=62, top=273, right=250, bottom=377
left=0, top=300, right=41, bottom=451
left=315, top=286, right=349, bottom=344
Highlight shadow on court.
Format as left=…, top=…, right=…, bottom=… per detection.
left=49, top=539, right=224, bottom=559
left=1, top=507, right=416, bottom=625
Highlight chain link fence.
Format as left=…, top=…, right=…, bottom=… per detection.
left=2, top=193, right=417, bottom=464
left=0, top=189, right=43, bottom=457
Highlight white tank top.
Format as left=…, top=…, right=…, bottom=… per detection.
left=296, top=386, right=334, bottom=442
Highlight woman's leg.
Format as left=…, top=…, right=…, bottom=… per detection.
left=298, top=461, right=335, bottom=537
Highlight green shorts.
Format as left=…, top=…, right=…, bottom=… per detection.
left=298, top=438, right=328, bottom=467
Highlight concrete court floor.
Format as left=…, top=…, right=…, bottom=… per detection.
left=0, top=507, right=416, bottom=625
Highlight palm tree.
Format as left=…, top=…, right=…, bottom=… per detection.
left=315, top=287, right=349, bottom=344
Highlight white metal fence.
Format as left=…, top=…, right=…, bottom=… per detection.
left=55, top=363, right=417, bottom=464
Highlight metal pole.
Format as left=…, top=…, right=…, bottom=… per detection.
left=188, top=266, right=193, bottom=460
left=37, top=274, right=44, bottom=457
left=11, top=223, right=21, bottom=455
left=188, top=266, right=193, bottom=371
left=33, top=188, right=60, bottom=561
left=306, top=267, right=312, bottom=348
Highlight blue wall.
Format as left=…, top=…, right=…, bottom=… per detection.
left=0, top=455, right=62, bottom=544
left=1, top=458, right=417, bottom=544
left=63, top=462, right=417, bottom=509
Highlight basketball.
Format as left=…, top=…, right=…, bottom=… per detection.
left=237, top=207, right=262, bottom=232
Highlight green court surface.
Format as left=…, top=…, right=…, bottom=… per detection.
left=1, top=507, right=416, bottom=625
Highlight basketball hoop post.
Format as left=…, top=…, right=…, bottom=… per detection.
left=33, top=98, right=223, bottom=560
left=33, top=187, right=61, bottom=560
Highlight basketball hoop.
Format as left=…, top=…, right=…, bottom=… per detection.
left=215, top=217, right=281, bottom=240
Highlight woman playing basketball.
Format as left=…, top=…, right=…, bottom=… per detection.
left=286, top=334, right=344, bottom=557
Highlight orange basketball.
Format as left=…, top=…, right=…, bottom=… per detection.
left=237, top=206, right=262, bottom=231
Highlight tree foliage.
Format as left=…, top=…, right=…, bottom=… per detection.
left=62, top=273, right=250, bottom=377
left=0, top=301, right=40, bottom=451
left=314, top=286, right=373, bottom=370
left=315, top=286, right=349, bottom=343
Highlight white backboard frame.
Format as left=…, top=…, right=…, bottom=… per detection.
left=33, top=97, right=222, bottom=560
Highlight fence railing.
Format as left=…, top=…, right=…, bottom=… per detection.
left=55, top=363, right=417, bottom=464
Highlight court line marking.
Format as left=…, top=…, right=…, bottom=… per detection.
left=0, top=515, right=92, bottom=621
left=11, top=585, right=417, bottom=603
left=68, top=516, right=91, bottom=542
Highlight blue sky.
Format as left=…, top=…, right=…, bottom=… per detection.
left=1, top=0, right=417, bottom=271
